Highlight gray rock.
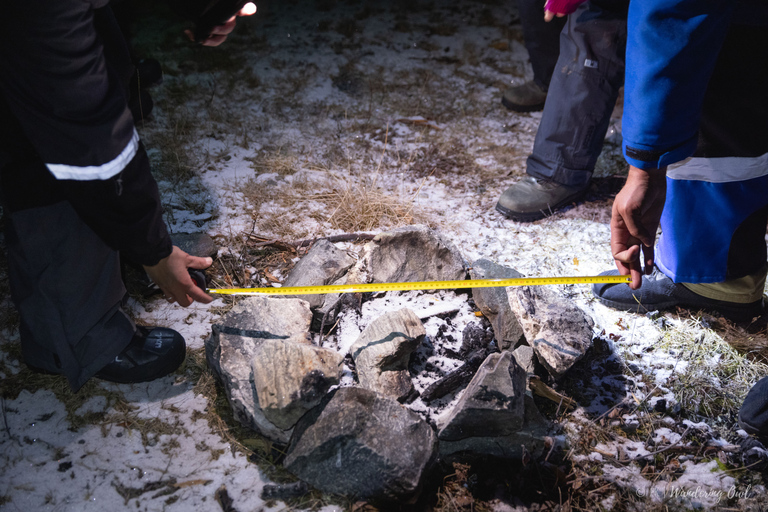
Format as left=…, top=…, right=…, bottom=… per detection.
left=508, top=286, right=594, bottom=380
left=284, top=387, right=437, bottom=502
left=205, top=330, right=292, bottom=444
left=170, top=232, right=218, bottom=259
left=205, top=296, right=314, bottom=443
left=438, top=394, right=551, bottom=463
left=436, top=351, right=527, bottom=441
left=365, top=225, right=466, bottom=284
left=469, top=259, right=525, bottom=350
left=283, top=239, right=356, bottom=309
left=350, top=308, right=425, bottom=401
left=512, top=345, right=538, bottom=375
left=211, top=296, right=313, bottom=339
left=251, top=340, right=345, bottom=430
left=312, top=273, right=362, bottom=333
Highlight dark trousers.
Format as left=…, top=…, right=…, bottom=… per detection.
left=4, top=201, right=135, bottom=390
left=526, top=1, right=628, bottom=187
left=518, top=0, right=566, bottom=91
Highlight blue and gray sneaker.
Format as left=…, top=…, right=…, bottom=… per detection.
left=592, top=267, right=764, bottom=323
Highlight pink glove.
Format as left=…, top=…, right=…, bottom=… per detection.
left=544, top=0, right=587, bottom=16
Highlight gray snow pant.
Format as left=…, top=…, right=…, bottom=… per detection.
left=5, top=201, right=135, bottom=390
left=526, top=0, right=628, bottom=187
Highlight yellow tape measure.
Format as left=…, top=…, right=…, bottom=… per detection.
left=206, top=274, right=631, bottom=296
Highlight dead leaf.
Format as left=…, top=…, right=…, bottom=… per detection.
left=263, top=269, right=280, bottom=283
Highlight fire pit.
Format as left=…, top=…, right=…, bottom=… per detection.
left=205, top=225, right=595, bottom=502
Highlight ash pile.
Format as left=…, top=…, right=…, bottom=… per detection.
left=205, top=225, right=595, bottom=503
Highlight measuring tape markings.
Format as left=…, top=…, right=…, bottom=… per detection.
left=205, top=274, right=631, bottom=296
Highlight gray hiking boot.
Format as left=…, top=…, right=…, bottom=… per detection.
left=501, top=81, right=547, bottom=112
left=496, top=176, right=589, bottom=221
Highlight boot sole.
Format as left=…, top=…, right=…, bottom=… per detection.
left=595, top=295, right=678, bottom=315
left=501, top=96, right=545, bottom=113
left=96, top=347, right=185, bottom=384
left=596, top=292, right=763, bottom=324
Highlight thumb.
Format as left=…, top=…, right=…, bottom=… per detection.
left=187, top=255, right=214, bottom=270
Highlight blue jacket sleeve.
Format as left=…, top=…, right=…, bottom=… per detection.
left=622, top=0, right=734, bottom=169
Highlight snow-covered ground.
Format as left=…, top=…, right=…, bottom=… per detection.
left=2, top=1, right=768, bottom=510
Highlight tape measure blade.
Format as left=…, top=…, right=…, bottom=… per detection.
left=205, top=274, right=630, bottom=295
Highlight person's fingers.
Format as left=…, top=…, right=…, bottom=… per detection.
left=616, top=206, right=654, bottom=249
left=185, top=284, right=213, bottom=304
left=201, top=34, right=228, bottom=47
left=612, top=242, right=643, bottom=289
left=210, top=17, right=237, bottom=35
left=641, top=243, right=655, bottom=275
left=544, top=10, right=555, bottom=21
left=175, top=292, right=193, bottom=307
left=175, top=268, right=213, bottom=304
left=187, top=255, right=213, bottom=270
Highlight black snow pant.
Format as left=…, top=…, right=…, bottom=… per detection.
left=4, top=201, right=135, bottom=391
left=526, top=0, right=628, bottom=188
left=518, top=0, right=567, bottom=91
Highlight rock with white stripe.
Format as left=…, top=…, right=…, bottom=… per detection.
left=508, top=286, right=594, bottom=379
left=251, top=339, right=345, bottom=430
left=205, top=296, right=313, bottom=444
left=469, top=258, right=525, bottom=350
left=350, top=308, right=425, bottom=401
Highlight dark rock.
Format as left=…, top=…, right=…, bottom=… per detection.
left=438, top=394, right=551, bottom=463
left=170, top=232, right=218, bottom=259
left=284, top=387, right=437, bottom=502
left=512, top=345, right=539, bottom=375
left=436, top=351, right=527, bottom=440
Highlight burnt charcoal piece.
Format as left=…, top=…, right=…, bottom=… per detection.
left=420, top=348, right=489, bottom=402
left=459, top=320, right=495, bottom=357
left=261, top=481, right=311, bottom=500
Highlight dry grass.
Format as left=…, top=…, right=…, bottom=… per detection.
left=656, top=316, right=768, bottom=418
left=311, top=183, right=428, bottom=232
left=246, top=149, right=301, bottom=176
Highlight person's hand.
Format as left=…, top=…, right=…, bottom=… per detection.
left=543, top=0, right=587, bottom=21
left=610, top=165, right=667, bottom=289
left=144, top=246, right=214, bottom=306
left=185, top=2, right=257, bottom=47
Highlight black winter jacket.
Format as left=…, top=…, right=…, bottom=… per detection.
left=0, top=0, right=172, bottom=266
